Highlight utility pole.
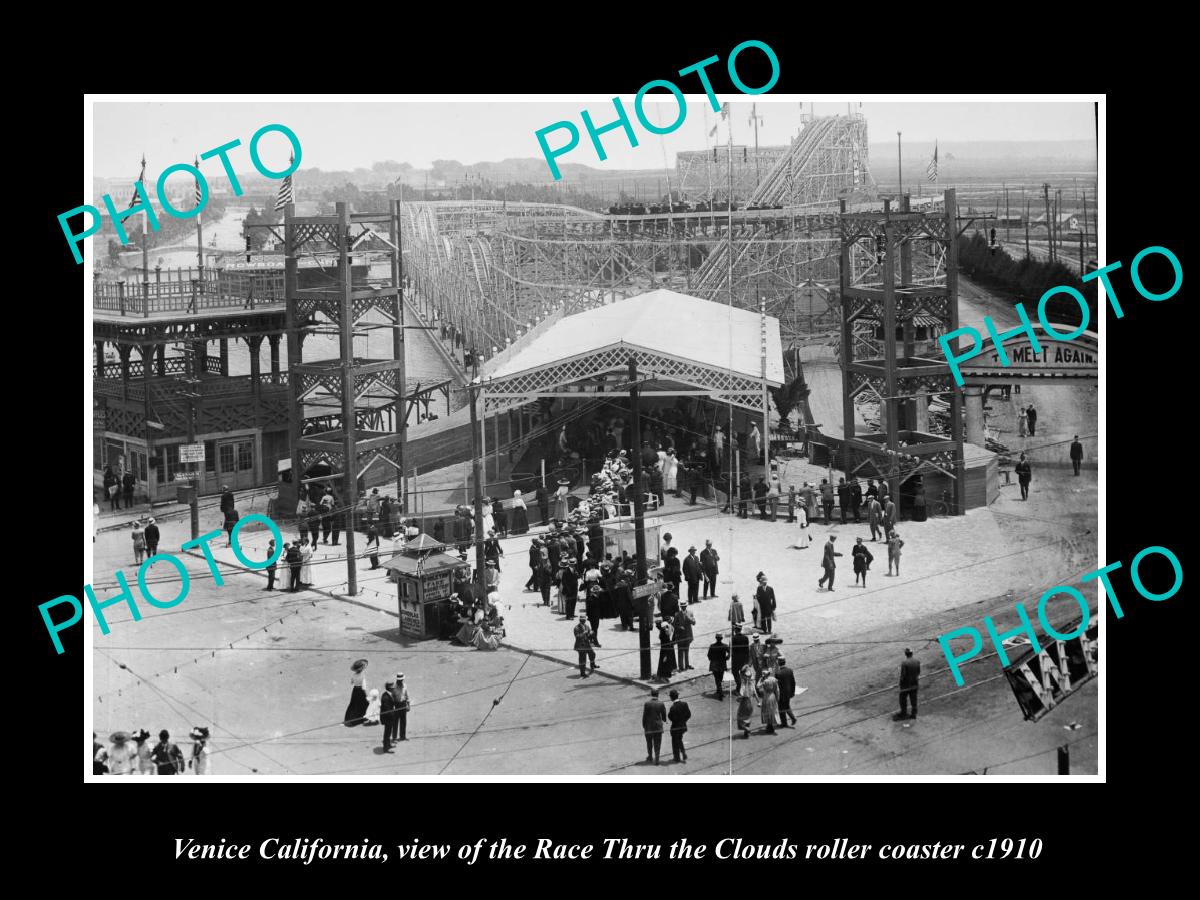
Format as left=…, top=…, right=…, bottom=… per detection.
left=469, top=354, right=487, bottom=597
left=1042, top=183, right=1053, bottom=263
left=749, top=103, right=764, bottom=187
left=1025, top=198, right=1031, bottom=258
left=627, top=358, right=652, bottom=680
left=1004, top=184, right=1010, bottom=242
left=180, top=340, right=201, bottom=540
left=1081, top=194, right=1090, bottom=273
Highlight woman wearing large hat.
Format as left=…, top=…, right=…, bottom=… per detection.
left=510, top=489, right=529, bottom=535
left=344, top=658, right=370, bottom=726
left=106, top=731, right=137, bottom=775
left=188, top=727, right=212, bottom=775
left=553, top=480, right=571, bottom=522
left=132, top=729, right=154, bottom=775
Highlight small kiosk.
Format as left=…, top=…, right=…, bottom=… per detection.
left=600, top=515, right=662, bottom=562
left=381, top=534, right=470, bottom=640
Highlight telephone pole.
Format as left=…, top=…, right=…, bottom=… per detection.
left=469, top=355, right=487, bottom=596
left=627, top=358, right=652, bottom=680
left=1042, top=183, right=1054, bottom=263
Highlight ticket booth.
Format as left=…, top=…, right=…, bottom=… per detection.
left=601, top=515, right=662, bottom=562
left=381, top=534, right=470, bottom=640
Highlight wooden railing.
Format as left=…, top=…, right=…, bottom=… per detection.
left=93, top=371, right=289, bottom=400
left=93, top=268, right=286, bottom=316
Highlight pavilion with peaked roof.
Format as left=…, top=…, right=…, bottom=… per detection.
left=478, top=289, right=784, bottom=468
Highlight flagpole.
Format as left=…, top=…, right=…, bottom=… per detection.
left=896, top=132, right=903, bottom=199
left=140, top=155, right=149, bottom=308
left=195, top=158, right=205, bottom=299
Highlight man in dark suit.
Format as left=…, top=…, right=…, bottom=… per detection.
left=1015, top=452, right=1032, bottom=501
left=837, top=477, right=851, bottom=524
left=535, top=483, right=551, bottom=525
left=1070, top=435, right=1084, bottom=476
left=682, top=546, right=703, bottom=605
left=380, top=681, right=397, bottom=751
left=708, top=633, right=730, bottom=698
left=285, top=541, right=303, bottom=592
left=122, top=469, right=136, bottom=508
left=753, top=475, right=769, bottom=518
left=849, top=479, right=863, bottom=523
left=730, top=623, right=750, bottom=690
left=642, top=688, right=668, bottom=764
left=882, top=496, right=897, bottom=536
left=817, top=536, right=843, bottom=591
left=562, top=563, right=580, bottom=619
left=1026, top=404, right=1037, bottom=436
left=755, top=574, right=777, bottom=633
left=899, top=648, right=920, bottom=720
left=667, top=689, right=691, bottom=763
left=264, top=539, right=277, bottom=590
left=700, top=539, right=720, bottom=599
left=144, top=517, right=160, bottom=558
left=775, top=657, right=798, bottom=727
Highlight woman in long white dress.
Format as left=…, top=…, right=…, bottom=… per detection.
left=792, top=504, right=811, bottom=550
left=662, top=449, right=678, bottom=494
left=299, top=538, right=314, bottom=586
left=481, top=498, right=495, bottom=536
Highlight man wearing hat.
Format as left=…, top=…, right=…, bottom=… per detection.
left=380, top=680, right=398, bottom=751
left=708, top=632, right=730, bottom=699
left=755, top=573, right=777, bottom=634
left=730, top=622, right=751, bottom=690
left=667, top=689, right=691, bottom=763
left=391, top=674, right=411, bottom=742
left=682, top=545, right=703, bottom=606
left=700, top=539, right=720, bottom=599
left=150, top=729, right=184, bottom=775
left=818, top=535, right=843, bottom=591
left=749, top=633, right=766, bottom=678
left=526, top=539, right=542, bottom=592
left=898, top=649, right=920, bottom=720
left=573, top=614, right=597, bottom=677
left=265, top=539, right=277, bottom=590
left=561, top=558, right=579, bottom=618
left=776, top=657, right=798, bottom=727
left=484, top=559, right=500, bottom=593
left=673, top=600, right=695, bottom=671
left=642, top=688, right=668, bottom=765
left=144, top=517, right=160, bottom=558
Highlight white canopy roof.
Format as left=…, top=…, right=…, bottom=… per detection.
left=490, top=289, right=785, bottom=385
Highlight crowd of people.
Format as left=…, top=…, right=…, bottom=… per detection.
left=93, top=726, right=211, bottom=775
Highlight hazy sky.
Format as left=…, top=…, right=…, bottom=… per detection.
left=92, top=98, right=1097, bottom=179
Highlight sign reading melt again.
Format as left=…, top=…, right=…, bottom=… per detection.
left=1002, top=619, right=1098, bottom=721
left=959, top=324, right=1097, bottom=377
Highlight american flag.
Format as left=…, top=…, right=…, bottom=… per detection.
left=274, top=154, right=295, bottom=211
left=926, top=142, right=938, bottom=183
left=720, top=102, right=730, bottom=120
left=193, top=157, right=203, bottom=207
left=128, top=155, right=146, bottom=209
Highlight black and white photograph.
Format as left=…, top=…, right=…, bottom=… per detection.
left=84, top=95, right=1102, bottom=779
